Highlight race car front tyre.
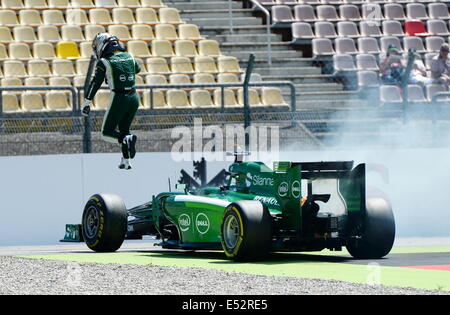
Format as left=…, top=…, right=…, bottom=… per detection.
left=346, top=197, right=395, bottom=259
left=82, top=194, right=128, bottom=252
left=221, top=201, right=272, bottom=261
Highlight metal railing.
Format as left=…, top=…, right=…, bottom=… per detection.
left=228, top=0, right=273, bottom=67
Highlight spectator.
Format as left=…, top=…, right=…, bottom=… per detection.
left=430, top=43, right=450, bottom=85
left=409, top=51, right=432, bottom=86
left=380, top=45, right=404, bottom=85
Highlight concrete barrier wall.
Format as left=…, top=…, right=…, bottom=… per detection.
left=0, top=149, right=449, bottom=246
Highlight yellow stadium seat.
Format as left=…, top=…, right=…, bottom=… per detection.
left=174, top=40, right=198, bottom=57
left=21, top=92, right=45, bottom=111
left=170, top=56, right=194, bottom=74
left=127, top=40, right=151, bottom=58
left=118, top=0, right=140, bottom=7
left=9, top=43, right=33, bottom=60
left=194, top=56, right=217, bottom=73
left=3, top=93, right=20, bottom=112
left=135, top=8, right=158, bottom=24
left=217, top=56, right=243, bottom=73
left=19, top=10, right=41, bottom=26
left=135, top=74, right=144, bottom=85
left=193, top=73, right=215, bottom=84
left=46, top=91, right=71, bottom=110
left=0, top=43, right=8, bottom=59
left=0, top=27, right=13, bottom=42
left=178, top=24, right=204, bottom=41
left=0, top=10, right=19, bottom=26
left=145, top=74, right=167, bottom=85
left=237, top=88, right=262, bottom=107
left=169, top=74, right=190, bottom=85
left=52, top=58, right=76, bottom=76
left=95, top=0, right=117, bottom=7
left=61, top=25, right=85, bottom=42
left=132, top=24, right=154, bottom=41
left=112, top=7, right=135, bottom=24
left=76, top=58, right=91, bottom=75
left=214, top=88, right=238, bottom=107
left=48, top=0, right=69, bottom=8
left=56, top=41, right=80, bottom=59
left=25, top=0, right=47, bottom=9
left=261, top=87, right=287, bottom=106
left=49, top=76, right=71, bottom=86
left=33, top=42, right=56, bottom=59
left=66, top=9, right=90, bottom=25
left=198, top=40, right=222, bottom=57
left=142, top=90, right=167, bottom=108
left=13, top=26, right=37, bottom=42
left=166, top=89, right=190, bottom=108
left=85, top=24, right=106, bottom=40
left=159, top=7, right=183, bottom=24
left=108, top=24, right=131, bottom=41
left=37, top=25, right=61, bottom=42
left=190, top=89, right=215, bottom=108
left=217, top=73, right=239, bottom=83
left=79, top=42, right=92, bottom=58
left=71, top=0, right=95, bottom=8
left=1, top=78, right=22, bottom=86
left=155, top=24, right=178, bottom=41
left=28, top=59, right=51, bottom=77
left=2, top=0, right=23, bottom=9
left=146, top=57, right=170, bottom=74
left=151, top=39, right=174, bottom=57
left=25, top=77, right=47, bottom=86
left=42, top=10, right=65, bottom=25
left=73, top=75, right=87, bottom=87
left=89, top=8, right=113, bottom=24
left=141, top=0, right=165, bottom=8
left=93, top=89, right=110, bottom=110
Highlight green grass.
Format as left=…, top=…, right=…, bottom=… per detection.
left=22, top=247, right=450, bottom=292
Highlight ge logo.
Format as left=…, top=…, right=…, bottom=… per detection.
left=119, top=75, right=126, bottom=82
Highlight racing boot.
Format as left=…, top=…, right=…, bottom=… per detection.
left=122, top=134, right=137, bottom=159
left=118, top=157, right=132, bottom=170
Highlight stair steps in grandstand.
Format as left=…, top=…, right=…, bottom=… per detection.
left=201, top=25, right=274, bottom=36
left=296, top=98, right=369, bottom=110
left=226, top=50, right=304, bottom=61
left=261, top=74, right=336, bottom=84
left=169, top=1, right=243, bottom=10
left=214, top=34, right=282, bottom=44
left=181, top=9, right=253, bottom=19
left=186, top=17, right=262, bottom=27
left=220, top=41, right=299, bottom=52
left=252, top=66, right=321, bottom=76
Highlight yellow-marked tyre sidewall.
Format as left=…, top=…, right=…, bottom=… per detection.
left=81, top=194, right=127, bottom=253
left=221, top=206, right=245, bottom=259
left=220, top=201, right=272, bottom=261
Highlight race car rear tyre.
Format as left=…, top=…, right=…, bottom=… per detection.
left=346, top=197, right=395, bottom=259
left=82, top=194, right=128, bottom=252
left=221, top=201, right=272, bottom=261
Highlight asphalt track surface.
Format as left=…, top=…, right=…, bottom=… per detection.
left=2, top=238, right=450, bottom=292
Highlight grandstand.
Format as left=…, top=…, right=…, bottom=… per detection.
left=0, top=0, right=449, bottom=156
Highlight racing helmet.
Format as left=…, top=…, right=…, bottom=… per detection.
left=92, top=32, right=124, bottom=59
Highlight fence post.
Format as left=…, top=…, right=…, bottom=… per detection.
left=243, top=54, right=255, bottom=151
left=83, top=116, right=92, bottom=153
left=0, top=89, right=3, bottom=133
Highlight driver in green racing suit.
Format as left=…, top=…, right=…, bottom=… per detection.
left=81, top=33, right=141, bottom=170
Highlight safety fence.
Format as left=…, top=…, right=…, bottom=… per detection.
left=0, top=80, right=305, bottom=155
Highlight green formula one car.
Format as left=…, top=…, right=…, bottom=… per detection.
left=63, top=153, right=395, bottom=261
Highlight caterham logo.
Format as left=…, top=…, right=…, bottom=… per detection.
left=178, top=214, right=191, bottom=232
left=278, top=182, right=289, bottom=197
left=196, top=213, right=210, bottom=234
